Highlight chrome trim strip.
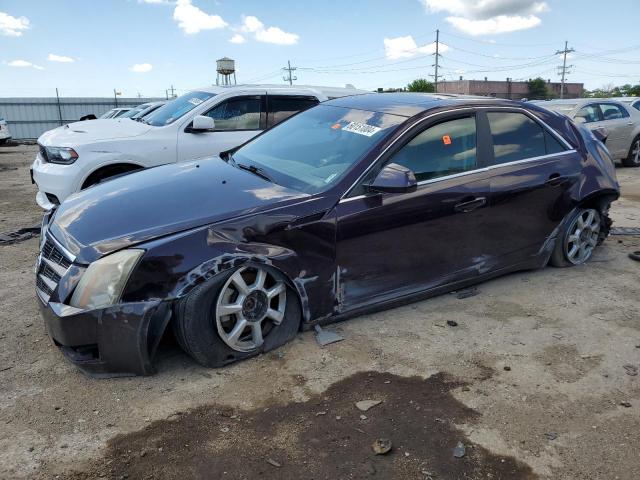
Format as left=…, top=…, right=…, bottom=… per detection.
left=38, top=274, right=57, bottom=291
left=340, top=105, right=575, bottom=201
left=46, top=232, right=76, bottom=263
left=36, top=287, right=50, bottom=305
left=42, top=257, right=67, bottom=277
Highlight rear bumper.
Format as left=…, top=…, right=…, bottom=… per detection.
left=38, top=297, right=172, bottom=377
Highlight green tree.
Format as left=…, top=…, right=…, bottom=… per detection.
left=527, top=77, right=551, bottom=100
left=407, top=79, right=435, bottom=93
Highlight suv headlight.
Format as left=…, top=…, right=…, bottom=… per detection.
left=70, top=249, right=143, bottom=310
left=43, top=146, right=79, bottom=164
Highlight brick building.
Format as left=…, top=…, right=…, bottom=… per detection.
left=437, top=78, right=583, bottom=100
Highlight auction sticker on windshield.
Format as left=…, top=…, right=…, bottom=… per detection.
left=188, top=97, right=204, bottom=106
left=343, top=121, right=382, bottom=137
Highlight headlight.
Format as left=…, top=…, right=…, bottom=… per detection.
left=70, top=249, right=143, bottom=310
left=43, top=146, right=79, bottom=164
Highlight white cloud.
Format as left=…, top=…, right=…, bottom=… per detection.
left=420, top=0, right=548, bottom=35
left=7, top=59, right=43, bottom=70
left=173, top=0, right=227, bottom=34
left=240, top=15, right=299, bottom=45
left=383, top=35, right=449, bottom=60
left=47, top=53, right=74, bottom=63
left=130, top=63, right=153, bottom=73
left=138, top=0, right=172, bottom=4
left=0, top=11, right=30, bottom=37
left=229, top=33, right=246, bottom=44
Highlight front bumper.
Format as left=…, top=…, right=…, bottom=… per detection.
left=38, top=297, right=171, bottom=377
left=31, top=153, right=80, bottom=207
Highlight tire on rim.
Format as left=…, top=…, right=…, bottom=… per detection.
left=622, top=136, right=640, bottom=168
left=550, top=208, right=601, bottom=267
left=173, top=265, right=301, bottom=367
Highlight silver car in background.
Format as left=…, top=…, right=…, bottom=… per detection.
left=537, top=98, right=640, bottom=167
left=616, top=96, right=640, bottom=112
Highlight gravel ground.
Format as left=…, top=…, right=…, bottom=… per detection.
left=0, top=144, right=639, bottom=480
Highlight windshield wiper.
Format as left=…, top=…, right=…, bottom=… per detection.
left=236, top=162, right=274, bottom=183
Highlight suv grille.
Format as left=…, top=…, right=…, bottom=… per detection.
left=36, top=236, right=74, bottom=303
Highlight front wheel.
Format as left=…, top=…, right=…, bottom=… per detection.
left=173, top=265, right=301, bottom=368
left=622, top=136, right=640, bottom=167
left=550, top=208, right=601, bottom=267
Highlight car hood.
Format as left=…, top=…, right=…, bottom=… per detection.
left=38, top=119, right=153, bottom=147
left=49, top=158, right=309, bottom=264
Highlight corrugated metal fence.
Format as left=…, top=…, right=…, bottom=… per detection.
left=0, top=97, right=163, bottom=140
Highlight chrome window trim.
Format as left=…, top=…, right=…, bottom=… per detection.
left=339, top=104, right=577, bottom=204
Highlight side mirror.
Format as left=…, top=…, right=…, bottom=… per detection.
left=368, top=163, right=417, bottom=194
left=189, top=115, right=215, bottom=132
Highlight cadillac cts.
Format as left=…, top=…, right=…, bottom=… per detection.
left=36, top=93, right=619, bottom=376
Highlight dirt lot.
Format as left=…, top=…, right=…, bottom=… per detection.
left=1, top=144, right=639, bottom=480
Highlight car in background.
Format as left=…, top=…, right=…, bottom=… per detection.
left=0, top=117, right=12, bottom=144
left=99, top=108, right=131, bottom=119
left=536, top=98, right=640, bottom=167
left=616, top=96, right=640, bottom=112
left=119, top=101, right=167, bottom=121
left=31, top=84, right=367, bottom=208
left=35, top=94, right=619, bottom=375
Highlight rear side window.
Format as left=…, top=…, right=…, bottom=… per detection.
left=206, top=96, right=262, bottom=131
left=599, top=103, right=629, bottom=120
left=390, top=116, right=477, bottom=182
left=632, top=100, right=640, bottom=111
left=487, top=112, right=559, bottom=164
left=267, top=96, right=319, bottom=128
left=575, top=105, right=602, bottom=123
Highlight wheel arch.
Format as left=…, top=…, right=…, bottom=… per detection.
left=80, top=161, right=145, bottom=189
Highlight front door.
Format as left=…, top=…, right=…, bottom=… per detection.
left=335, top=113, right=493, bottom=310
left=176, top=94, right=265, bottom=162
left=595, top=102, right=634, bottom=157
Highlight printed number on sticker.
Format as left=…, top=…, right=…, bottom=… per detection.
left=343, top=122, right=382, bottom=137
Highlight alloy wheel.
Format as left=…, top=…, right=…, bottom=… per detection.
left=631, top=139, right=640, bottom=166
left=215, top=266, right=286, bottom=352
left=564, top=209, right=600, bottom=265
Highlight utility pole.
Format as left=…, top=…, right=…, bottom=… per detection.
left=113, top=88, right=118, bottom=107
left=282, top=60, right=297, bottom=85
left=430, top=29, right=442, bottom=93
left=169, top=85, right=176, bottom=98
left=556, top=41, right=574, bottom=99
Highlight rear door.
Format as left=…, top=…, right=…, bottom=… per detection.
left=176, top=94, right=266, bottom=161
left=266, top=95, right=319, bottom=129
left=481, top=109, right=580, bottom=265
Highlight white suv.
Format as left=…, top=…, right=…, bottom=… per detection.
left=31, top=84, right=365, bottom=208
left=0, top=117, right=12, bottom=144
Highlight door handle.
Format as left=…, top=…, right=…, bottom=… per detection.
left=546, top=173, right=565, bottom=186
left=628, top=121, right=634, bottom=125
left=454, top=196, right=486, bottom=213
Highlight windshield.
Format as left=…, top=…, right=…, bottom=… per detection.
left=120, top=104, right=150, bottom=118
left=99, top=109, right=116, bottom=119
left=232, top=105, right=404, bottom=194
left=145, top=91, right=215, bottom=126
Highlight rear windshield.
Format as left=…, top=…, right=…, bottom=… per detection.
left=145, top=91, right=215, bottom=126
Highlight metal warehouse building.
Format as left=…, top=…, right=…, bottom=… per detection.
left=0, top=97, right=162, bottom=140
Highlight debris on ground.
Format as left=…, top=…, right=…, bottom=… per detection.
left=314, top=324, right=344, bottom=346
left=610, top=227, right=640, bottom=236
left=0, top=226, right=40, bottom=245
left=447, top=320, right=458, bottom=327
left=504, top=366, right=511, bottom=371
left=623, top=365, right=638, bottom=376
left=355, top=400, right=382, bottom=412
left=455, top=287, right=479, bottom=299
left=620, top=401, right=632, bottom=408
left=372, top=438, right=392, bottom=455
left=628, top=251, right=640, bottom=262
left=545, top=432, right=558, bottom=441
left=453, top=441, right=466, bottom=458
left=265, top=458, right=282, bottom=468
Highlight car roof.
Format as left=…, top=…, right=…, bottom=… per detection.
left=192, top=83, right=369, bottom=98
left=323, top=92, right=527, bottom=117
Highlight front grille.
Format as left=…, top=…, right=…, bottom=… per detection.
left=36, top=236, right=74, bottom=303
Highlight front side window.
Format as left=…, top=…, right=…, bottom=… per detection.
left=267, top=96, right=319, bottom=128
left=390, top=116, right=477, bottom=182
left=232, top=105, right=404, bottom=194
left=575, top=105, right=602, bottom=123
left=599, top=103, right=629, bottom=120
left=488, top=112, right=547, bottom=164
left=632, top=100, right=640, bottom=111
left=206, top=96, right=262, bottom=131
left=145, top=91, right=216, bottom=126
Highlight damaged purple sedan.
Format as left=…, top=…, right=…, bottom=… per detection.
left=36, top=93, right=619, bottom=376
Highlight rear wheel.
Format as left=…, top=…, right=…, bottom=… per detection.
left=173, top=265, right=301, bottom=367
left=622, top=136, right=640, bottom=167
left=550, top=208, right=601, bottom=267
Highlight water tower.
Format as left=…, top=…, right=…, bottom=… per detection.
left=216, top=57, right=236, bottom=86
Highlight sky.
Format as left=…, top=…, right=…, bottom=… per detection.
left=1, top=0, right=639, bottom=98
